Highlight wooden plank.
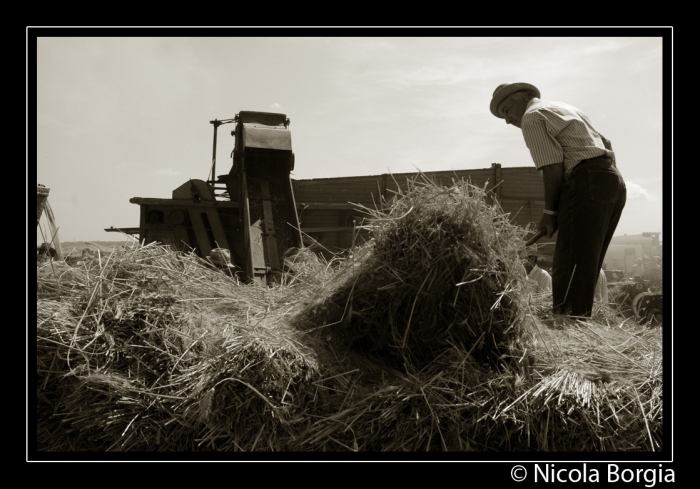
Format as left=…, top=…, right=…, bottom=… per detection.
left=295, top=185, right=379, bottom=193
left=205, top=209, right=231, bottom=251
left=300, top=216, right=348, bottom=227
left=501, top=176, right=543, bottom=187
left=104, top=227, right=140, bottom=235
left=139, top=205, right=147, bottom=241
left=301, top=226, right=363, bottom=233
left=502, top=167, right=538, bottom=175
left=248, top=218, right=267, bottom=285
left=296, top=202, right=359, bottom=210
left=293, top=167, right=534, bottom=186
left=502, top=184, right=543, bottom=192
left=500, top=174, right=543, bottom=193
left=495, top=165, right=502, bottom=200
left=289, top=166, right=548, bottom=254
left=172, top=226, right=191, bottom=253
left=130, top=197, right=239, bottom=208
left=293, top=191, right=372, bottom=200
left=501, top=198, right=546, bottom=205
left=188, top=211, right=212, bottom=258
left=284, top=174, right=304, bottom=249
left=295, top=176, right=382, bottom=185
left=259, top=180, right=281, bottom=271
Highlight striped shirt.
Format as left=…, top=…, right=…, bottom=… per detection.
left=521, top=99, right=615, bottom=173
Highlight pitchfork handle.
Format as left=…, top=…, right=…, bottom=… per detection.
left=525, top=229, right=547, bottom=247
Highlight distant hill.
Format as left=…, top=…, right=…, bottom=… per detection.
left=60, top=240, right=137, bottom=253
left=610, top=234, right=662, bottom=246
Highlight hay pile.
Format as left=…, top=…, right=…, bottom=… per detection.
left=294, top=177, right=529, bottom=368
left=35, top=178, right=662, bottom=452
left=37, top=244, right=321, bottom=451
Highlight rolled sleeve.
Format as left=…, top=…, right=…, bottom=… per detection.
left=522, top=115, right=563, bottom=169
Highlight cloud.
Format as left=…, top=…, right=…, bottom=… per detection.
left=625, top=182, right=657, bottom=201
left=152, top=169, right=181, bottom=176
left=270, top=103, right=282, bottom=110
left=561, top=39, right=634, bottom=57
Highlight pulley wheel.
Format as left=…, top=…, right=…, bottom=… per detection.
left=169, top=210, right=187, bottom=226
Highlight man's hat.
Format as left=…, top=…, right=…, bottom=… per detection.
left=490, top=82, right=541, bottom=118
left=209, top=248, right=237, bottom=268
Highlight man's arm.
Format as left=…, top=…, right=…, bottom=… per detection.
left=520, top=114, right=565, bottom=237
left=538, top=162, right=564, bottom=238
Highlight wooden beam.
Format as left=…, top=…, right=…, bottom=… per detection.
left=296, top=202, right=359, bottom=210
left=104, top=227, right=139, bottom=235
left=260, top=179, right=281, bottom=273
left=500, top=198, right=546, bottom=205
left=130, top=197, right=239, bottom=208
left=301, top=226, right=368, bottom=233
left=248, top=218, right=267, bottom=286
left=205, top=209, right=230, bottom=252
left=188, top=211, right=212, bottom=258
left=494, top=163, right=502, bottom=200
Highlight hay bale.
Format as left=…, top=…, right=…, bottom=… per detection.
left=37, top=242, right=322, bottom=451
left=294, top=176, right=530, bottom=367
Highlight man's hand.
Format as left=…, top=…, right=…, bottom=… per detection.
left=538, top=213, right=558, bottom=238
left=538, top=162, right=564, bottom=238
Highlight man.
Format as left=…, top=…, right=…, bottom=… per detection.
left=490, top=82, right=626, bottom=317
left=524, top=250, right=552, bottom=294
left=642, top=256, right=662, bottom=289
left=207, top=248, right=240, bottom=278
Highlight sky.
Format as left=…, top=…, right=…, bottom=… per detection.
left=33, top=33, right=666, bottom=245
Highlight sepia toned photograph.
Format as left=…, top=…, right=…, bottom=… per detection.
left=32, top=29, right=669, bottom=462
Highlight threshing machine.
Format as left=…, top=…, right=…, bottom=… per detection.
left=123, top=112, right=303, bottom=285
left=619, top=278, right=663, bottom=325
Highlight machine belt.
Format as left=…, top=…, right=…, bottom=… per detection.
left=260, top=179, right=282, bottom=278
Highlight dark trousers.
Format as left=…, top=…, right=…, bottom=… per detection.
left=552, top=157, right=626, bottom=317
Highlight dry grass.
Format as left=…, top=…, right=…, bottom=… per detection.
left=35, top=177, right=662, bottom=452
left=291, top=176, right=530, bottom=368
